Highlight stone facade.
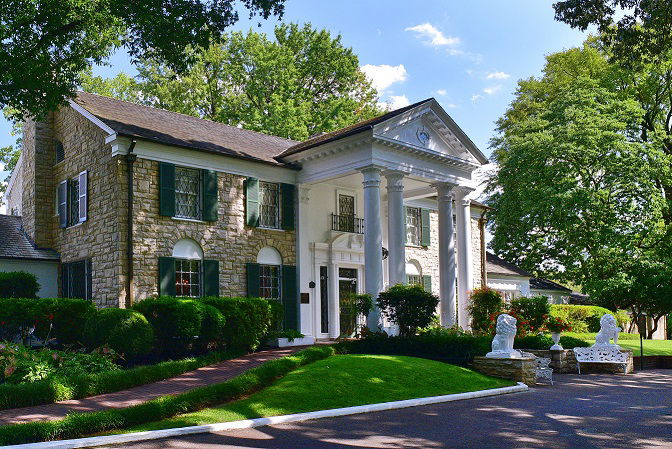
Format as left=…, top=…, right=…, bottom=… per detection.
left=473, top=356, right=537, bottom=386
left=130, top=159, right=296, bottom=301
left=406, top=209, right=484, bottom=295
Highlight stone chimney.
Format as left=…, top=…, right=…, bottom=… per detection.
left=21, top=115, right=55, bottom=249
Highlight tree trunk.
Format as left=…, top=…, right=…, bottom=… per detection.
left=647, top=315, right=661, bottom=339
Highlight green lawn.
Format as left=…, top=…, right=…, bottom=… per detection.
left=566, top=333, right=672, bottom=356
left=128, top=354, right=514, bottom=432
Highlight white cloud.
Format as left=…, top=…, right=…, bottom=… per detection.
left=483, top=85, right=502, bottom=95
left=405, top=23, right=460, bottom=47
left=436, top=89, right=447, bottom=96
left=471, top=94, right=484, bottom=103
left=486, top=71, right=510, bottom=80
left=361, top=64, right=408, bottom=93
left=388, top=95, right=411, bottom=109
left=445, top=103, right=458, bottom=109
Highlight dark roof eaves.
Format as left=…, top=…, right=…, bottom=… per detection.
left=0, top=254, right=60, bottom=262
left=276, top=126, right=373, bottom=159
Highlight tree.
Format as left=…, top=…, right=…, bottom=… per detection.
left=486, top=42, right=672, bottom=334
left=377, top=284, right=439, bottom=336
left=553, top=0, right=672, bottom=66
left=82, top=24, right=382, bottom=140
left=0, top=0, right=286, bottom=121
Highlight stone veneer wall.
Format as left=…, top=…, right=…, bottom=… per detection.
left=405, top=209, right=484, bottom=295
left=131, top=158, right=296, bottom=301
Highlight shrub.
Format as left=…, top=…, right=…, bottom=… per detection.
left=377, top=284, right=439, bottom=336
left=83, top=309, right=154, bottom=360
left=509, top=296, right=550, bottom=334
left=668, top=315, right=672, bottom=340
left=198, top=296, right=273, bottom=351
left=0, top=271, right=40, bottom=298
left=550, top=304, right=628, bottom=333
left=468, top=287, right=503, bottom=333
left=197, top=304, right=226, bottom=351
left=337, top=330, right=492, bottom=366
left=0, top=297, right=95, bottom=345
left=513, top=334, right=590, bottom=350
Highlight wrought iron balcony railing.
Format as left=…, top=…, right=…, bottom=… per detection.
left=331, top=213, right=364, bottom=234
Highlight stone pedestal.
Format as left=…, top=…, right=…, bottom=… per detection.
left=473, top=356, right=537, bottom=386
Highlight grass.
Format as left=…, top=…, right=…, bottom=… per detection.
left=566, top=332, right=672, bottom=356
left=129, top=354, right=515, bottom=432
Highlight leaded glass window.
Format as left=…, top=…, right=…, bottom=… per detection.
left=407, top=274, right=421, bottom=286
left=338, top=194, right=355, bottom=232
left=259, top=264, right=280, bottom=301
left=175, top=167, right=201, bottom=220
left=175, top=259, right=201, bottom=297
left=68, top=178, right=80, bottom=226
left=405, top=207, right=421, bottom=246
left=259, top=182, right=280, bottom=229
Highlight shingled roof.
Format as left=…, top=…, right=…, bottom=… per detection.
left=0, top=215, right=59, bottom=261
left=73, top=92, right=299, bottom=167
left=486, top=252, right=531, bottom=277
left=530, top=277, right=571, bottom=292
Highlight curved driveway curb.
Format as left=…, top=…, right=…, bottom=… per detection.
left=6, top=382, right=528, bottom=449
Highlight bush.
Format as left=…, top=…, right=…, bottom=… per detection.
left=513, top=334, right=590, bottom=350
left=0, top=297, right=95, bottom=345
left=468, top=287, right=503, bottom=333
left=668, top=315, right=672, bottom=340
left=550, top=305, right=628, bottom=333
left=83, top=309, right=154, bottom=360
left=377, top=284, right=439, bottom=336
left=133, top=297, right=226, bottom=355
left=198, top=296, right=273, bottom=351
left=0, top=346, right=335, bottom=445
left=509, top=296, right=550, bottom=334
left=0, top=271, right=40, bottom=298
left=337, top=330, right=492, bottom=366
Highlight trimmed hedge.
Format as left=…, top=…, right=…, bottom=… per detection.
left=0, top=297, right=95, bottom=345
left=83, top=308, right=154, bottom=360
left=550, top=305, right=629, bottom=333
left=0, top=271, right=40, bottom=298
left=0, top=349, right=243, bottom=411
left=0, top=346, right=335, bottom=445
left=513, top=335, right=590, bottom=350
left=198, top=296, right=274, bottom=351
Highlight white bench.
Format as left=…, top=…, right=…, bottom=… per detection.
left=573, top=346, right=630, bottom=374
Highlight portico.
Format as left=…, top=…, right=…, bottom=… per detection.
left=277, top=98, right=488, bottom=336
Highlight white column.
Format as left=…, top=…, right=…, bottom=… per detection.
left=385, top=171, right=405, bottom=286
left=297, top=185, right=311, bottom=336
left=455, top=187, right=475, bottom=330
left=328, top=261, right=340, bottom=339
left=435, top=182, right=457, bottom=327
left=361, top=166, right=384, bottom=331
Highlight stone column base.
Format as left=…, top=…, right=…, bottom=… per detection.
left=473, top=356, right=537, bottom=386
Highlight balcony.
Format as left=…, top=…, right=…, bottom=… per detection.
left=331, top=213, right=364, bottom=234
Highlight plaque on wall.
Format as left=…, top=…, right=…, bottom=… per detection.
left=300, top=292, right=310, bottom=304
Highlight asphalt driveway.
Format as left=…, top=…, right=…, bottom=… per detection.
left=100, top=369, right=672, bottom=449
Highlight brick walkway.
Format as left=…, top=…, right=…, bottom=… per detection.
left=0, top=346, right=305, bottom=425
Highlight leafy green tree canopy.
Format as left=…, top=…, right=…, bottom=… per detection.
left=82, top=23, right=382, bottom=140
left=0, top=0, right=286, bottom=121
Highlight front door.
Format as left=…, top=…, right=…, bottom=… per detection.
left=338, top=267, right=358, bottom=337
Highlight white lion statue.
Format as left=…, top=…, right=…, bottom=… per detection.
left=486, top=314, right=523, bottom=359
left=593, top=314, right=621, bottom=348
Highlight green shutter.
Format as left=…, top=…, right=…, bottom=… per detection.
left=202, top=170, right=218, bottom=221
left=158, top=257, right=176, bottom=296
left=421, top=208, right=431, bottom=246
left=422, top=275, right=432, bottom=293
left=282, top=265, right=299, bottom=331
left=245, top=178, right=260, bottom=227
left=246, top=263, right=260, bottom=297
left=280, top=183, right=295, bottom=230
left=203, top=259, right=219, bottom=296
left=61, top=263, right=70, bottom=297
left=159, top=162, right=176, bottom=217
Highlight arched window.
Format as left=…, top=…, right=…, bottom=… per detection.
left=172, top=239, right=203, bottom=297
left=406, top=260, right=421, bottom=286
left=257, top=247, right=282, bottom=301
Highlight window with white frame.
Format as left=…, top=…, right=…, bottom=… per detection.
left=175, top=259, right=202, bottom=297
left=259, top=264, right=280, bottom=301
left=259, top=181, right=280, bottom=229
left=58, top=171, right=88, bottom=228
left=406, top=261, right=421, bottom=286
left=175, top=166, right=201, bottom=220
left=68, top=177, right=80, bottom=226
left=405, top=207, right=421, bottom=246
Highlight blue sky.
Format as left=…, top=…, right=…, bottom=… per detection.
left=0, top=0, right=591, bottom=186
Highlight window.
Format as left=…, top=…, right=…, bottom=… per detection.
left=405, top=207, right=421, bottom=246
left=68, top=177, right=80, bottom=226
left=175, top=259, right=201, bottom=297
left=175, top=166, right=201, bottom=220
left=406, top=261, right=421, bottom=286
left=259, top=264, right=280, bottom=301
left=58, top=171, right=87, bottom=228
left=62, top=259, right=92, bottom=300
left=259, top=181, right=280, bottom=228
left=337, top=194, right=356, bottom=232
left=54, top=140, right=64, bottom=164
